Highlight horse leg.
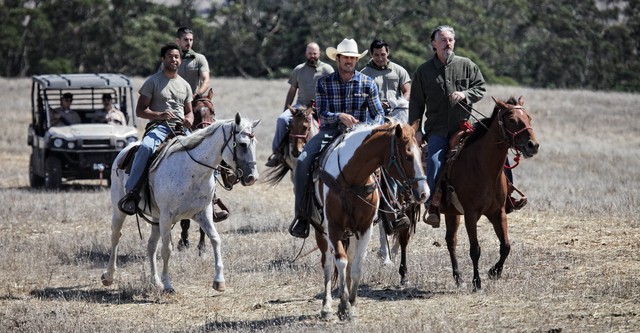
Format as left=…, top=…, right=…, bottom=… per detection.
left=158, top=215, right=176, bottom=293
left=317, top=229, right=334, bottom=320
left=194, top=209, right=226, bottom=291
left=101, top=209, right=126, bottom=286
left=178, top=219, right=190, bottom=250
left=463, top=213, right=482, bottom=291
left=444, top=214, right=463, bottom=287
left=398, top=225, right=411, bottom=286
left=348, top=228, right=372, bottom=320
left=487, top=211, right=510, bottom=280
left=377, top=222, right=393, bottom=265
left=146, top=223, right=162, bottom=288
left=197, top=227, right=206, bottom=256
left=333, top=238, right=350, bottom=321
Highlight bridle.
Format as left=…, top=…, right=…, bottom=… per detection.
left=191, top=97, right=215, bottom=129
left=218, top=122, right=256, bottom=186
left=288, top=109, right=314, bottom=147
left=385, top=128, right=427, bottom=196
left=497, top=105, right=533, bottom=152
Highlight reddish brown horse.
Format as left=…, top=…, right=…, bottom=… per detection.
left=264, top=104, right=318, bottom=184
left=312, top=122, right=429, bottom=320
left=441, top=96, right=539, bottom=291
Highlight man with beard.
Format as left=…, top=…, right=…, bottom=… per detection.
left=409, top=25, right=497, bottom=227
left=288, top=38, right=385, bottom=238
left=265, top=42, right=334, bottom=167
left=119, top=43, right=194, bottom=215
left=162, top=27, right=211, bottom=99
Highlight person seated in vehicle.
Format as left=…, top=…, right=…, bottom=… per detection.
left=49, top=93, right=81, bottom=127
left=94, top=93, right=127, bottom=125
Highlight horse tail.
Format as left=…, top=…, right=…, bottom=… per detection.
left=262, top=162, right=290, bottom=186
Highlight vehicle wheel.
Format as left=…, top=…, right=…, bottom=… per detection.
left=44, top=156, right=63, bottom=189
left=29, top=156, right=44, bottom=188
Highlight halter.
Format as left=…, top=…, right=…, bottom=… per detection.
left=497, top=105, right=532, bottom=168
left=288, top=109, right=315, bottom=141
left=219, top=122, right=257, bottom=186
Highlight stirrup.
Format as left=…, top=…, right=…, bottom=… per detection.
left=288, top=217, right=310, bottom=238
left=506, top=196, right=528, bottom=214
left=390, top=214, right=411, bottom=232
left=212, top=196, right=230, bottom=222
left=118, top=191, right=139, bottom=216
left=265, top=153, right=282, bottom=167
left=422, top=205, right=440, bottom=228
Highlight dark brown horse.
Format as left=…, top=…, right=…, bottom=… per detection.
left=312, top=122, right=429, bottom=320
left=441, top=96, right=539, bottom=291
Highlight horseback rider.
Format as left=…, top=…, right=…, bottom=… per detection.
left=409, top=25, right=526, bottom=228
left=265, top=42, right=334, bottom=167
left=118, top=43, right=194, bottom=215
left=361, top=39, right=413, bottom=232
left=289, top=38, right=385, bottom=238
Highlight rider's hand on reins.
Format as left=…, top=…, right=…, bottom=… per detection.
left=338, top=113, right=359, bottom=128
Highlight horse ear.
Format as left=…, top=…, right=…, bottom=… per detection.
left=206, top=88, right=214, bottom=99
left=492, top=96, right=506, bottom=109
left=395, top=123, right=403, bottom=138
left=252, top=119, right=261, bottom=128
left=410, top=119, right=420, bottom=133
left=235, top=112, right=241, bottom=125
left=517, top=95, right=525, bottom=106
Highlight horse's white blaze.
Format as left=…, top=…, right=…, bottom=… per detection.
left=410, top=143, right=430, bottom=204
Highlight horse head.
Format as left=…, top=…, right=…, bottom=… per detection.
left=192, top=88, right=215, bottom=130
left=221, top=113, right=261, bottom=186
left=493, top=96, right=539, bottom=158
left=384, top=122, right=430, bottom=204
left=288, top=104, right=317, bottom=158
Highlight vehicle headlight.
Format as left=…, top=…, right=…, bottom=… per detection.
left=126, top=136, right=138, bottom=144
left=116, top=140, right=126, bottom=149
left=67, top=141, right=76, bottom=149
left=53, top=138, right=63, bottom=148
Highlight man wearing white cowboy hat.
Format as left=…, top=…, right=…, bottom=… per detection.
left=289, top=38, right=385, bottom=238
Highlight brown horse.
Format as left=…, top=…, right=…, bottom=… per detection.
left=179, top=88, right=218, bottom=253
left=264, top=104, right=318, bottom=185
left=312, top=122, right=429, bottom=320
left=441, top=96, right=539, bottom=291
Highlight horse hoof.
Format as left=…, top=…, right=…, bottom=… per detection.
left=163, top=288, right=176, bottom=294
left=488, top=266, right=502, bottom=280
left=213, top=281, right=226, bottom=292
left=320, top=310, right=334, bottom=321
left=400, top=278, right=410, bottom=287
left=101, top=273, right=113, bottom=286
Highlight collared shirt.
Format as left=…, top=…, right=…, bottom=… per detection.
left=316, top=70, right=385, bottom=129
left=288, top=60, right=334, bottom=106
left=409, top=52, right=486, bottom=137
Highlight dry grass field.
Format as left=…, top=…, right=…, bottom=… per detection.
left=0, top=77, right=638, bottom=332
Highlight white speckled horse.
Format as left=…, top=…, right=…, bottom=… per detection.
left=101, top=113, right=260, bottom=293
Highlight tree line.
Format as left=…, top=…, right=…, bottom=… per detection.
left=2, top=0, right=639, bottom=92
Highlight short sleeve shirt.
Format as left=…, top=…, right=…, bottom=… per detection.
left=288, top=60, right=334, bottom=106
left=178, top=51, right=210, bottom=92
left=361, top=60, right=411, bottom=103
left=140, top=71, right=193, bottom=126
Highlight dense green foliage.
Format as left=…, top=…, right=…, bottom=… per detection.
left=1, top=0, right=638, bottom=91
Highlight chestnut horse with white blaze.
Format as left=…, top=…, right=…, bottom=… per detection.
left=441, top=96, right=538, bottom=291
left=312, top=121, right=429, bottom=320
left=101, top=113, right=260, bottom=293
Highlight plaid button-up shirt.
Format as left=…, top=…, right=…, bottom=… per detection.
left=316, top=71, right=385, bottom=129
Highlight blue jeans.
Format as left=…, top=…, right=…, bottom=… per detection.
left=294, top=127, right=339, bottom=215
left=425, top=134, right=449, bottom=194
left=125, top=123, right=171, bottom=192
left=272, top=109, right=293, bottom=153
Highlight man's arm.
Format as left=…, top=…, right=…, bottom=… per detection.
left=284, top=85, right=297, bottom=110
left=135, top=95, right=175, bottom=122
left=196, top=71, right=210, bottom=96
left=401, top=82, right=411, bottom=100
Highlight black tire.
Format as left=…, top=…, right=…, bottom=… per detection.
left=29, top=155, right=44, bottom=188
left=44, top=156, right=63, bottom=189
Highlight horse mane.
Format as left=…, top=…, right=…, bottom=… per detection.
left=465, top=96, right=519, bottom=145
left=168, top=119, right=233, bottom=154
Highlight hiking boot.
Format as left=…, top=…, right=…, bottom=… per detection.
left=212, top=195, right=230, bottom=222
left=390, top=214, right=411, bottom=231
left=506, top=196, right=528, bottom=214
left=118, top=191, right=139, bottom=216
left=423, top=205, right=440, bottom=228
left=289, top=217, right=310, bottom=238
left=265, top=153, right=282, bottom=167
